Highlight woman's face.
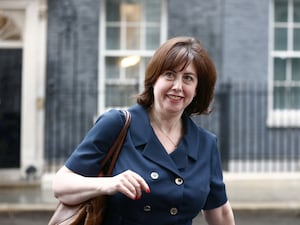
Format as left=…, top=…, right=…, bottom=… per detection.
left=152, top=62, right=198, bottom=115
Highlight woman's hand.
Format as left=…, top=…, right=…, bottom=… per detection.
left=101, top=169, right=150, bottom=200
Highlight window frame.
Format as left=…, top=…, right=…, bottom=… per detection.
left=268, top=0, right=300, bottom=127
left=98, top=0, right=167, bottom=114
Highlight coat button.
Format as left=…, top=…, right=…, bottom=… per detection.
left=175, top=177, right=183, bottom=185
left=170, top=207, right=178, bottom=215
left=144, top=205, right=151, bottom=212
left=150, top=171, right=159, bottom=180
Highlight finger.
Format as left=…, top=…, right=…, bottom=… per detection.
left=115, top=174, right=138, bottom=199
left=114, top=170, right=150, bottom=200
left=126, top=171, right=151, bottom=197
left=123, top=171, right=143, bottom=199
left=133, top=174, right=151, bottom=195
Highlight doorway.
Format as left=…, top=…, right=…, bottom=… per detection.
left=0, top=49, right=22, bottom=168
left=0, top=1, right=47, bottom=179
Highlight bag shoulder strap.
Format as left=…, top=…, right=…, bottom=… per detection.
left=98, top=110, right=131, bottom=176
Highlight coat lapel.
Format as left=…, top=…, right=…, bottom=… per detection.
left=142, top=134, right=183, bottom=176
left=128, top=104, right=200, bottom=176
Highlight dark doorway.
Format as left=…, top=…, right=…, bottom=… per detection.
left=0, top=49, right=22, bottom=168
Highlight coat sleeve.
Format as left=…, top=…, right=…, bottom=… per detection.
left=202, top=137, right=228, bottom=210
left=64, top=109, right=126, bottom=177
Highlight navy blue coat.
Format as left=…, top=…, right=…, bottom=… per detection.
left=65, top=104, right=228, bottom=225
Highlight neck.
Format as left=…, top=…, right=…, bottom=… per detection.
left=149, top=109, right=183, bottom=152
left=149, top=109, right=182, bottom=132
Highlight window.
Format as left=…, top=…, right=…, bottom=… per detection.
left=99, top=0, right=167, bottom=112
left=268, top=0, right=300, bottom=126
left=0, top=9, right=23, bottom=45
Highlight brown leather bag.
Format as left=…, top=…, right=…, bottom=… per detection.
left=48, top=110, right=131, bottom=225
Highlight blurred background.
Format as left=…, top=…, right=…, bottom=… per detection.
left=0, top=0, right=299, bottom=224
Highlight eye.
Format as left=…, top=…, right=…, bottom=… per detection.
left=183, top=74, right=197, bottom=84
left=163, top=71, right=176, bottom=80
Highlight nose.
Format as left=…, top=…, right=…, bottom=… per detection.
left=172, top=77, right=183, bottom=91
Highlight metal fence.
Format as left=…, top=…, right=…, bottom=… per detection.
left=45, top=81, right=300, bottom=173
left=195, top=81, right=300, bottom=173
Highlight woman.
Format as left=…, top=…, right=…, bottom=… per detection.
left=53, top=36, right=235, bottom=225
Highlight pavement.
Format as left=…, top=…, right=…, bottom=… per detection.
left=224, top=172, right=300, bottom=211
left=0, top=172, right=300, bottom=213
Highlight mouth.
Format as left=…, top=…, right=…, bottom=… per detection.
left=168, top=94, right=183, bottom=101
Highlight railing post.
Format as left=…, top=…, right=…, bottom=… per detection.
left=217, top=82, right=231, bottom=171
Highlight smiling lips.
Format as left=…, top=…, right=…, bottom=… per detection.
left=168, top=94, right=183, bottom=102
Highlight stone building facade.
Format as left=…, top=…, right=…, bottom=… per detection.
left=0, top=0, right=299, bottom=183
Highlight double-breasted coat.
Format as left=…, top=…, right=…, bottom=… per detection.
left=65, top=104, right=228, bottom=225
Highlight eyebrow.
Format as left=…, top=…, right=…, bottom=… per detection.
left=172, top=68, right=196, bottom=74
left=183, top=71, right=197, bottom=77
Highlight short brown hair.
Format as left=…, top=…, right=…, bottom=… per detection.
left=136, top=36, right=217, bottom=115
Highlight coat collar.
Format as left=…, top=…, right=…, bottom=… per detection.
left=128, top=104, right=200, bottom=174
